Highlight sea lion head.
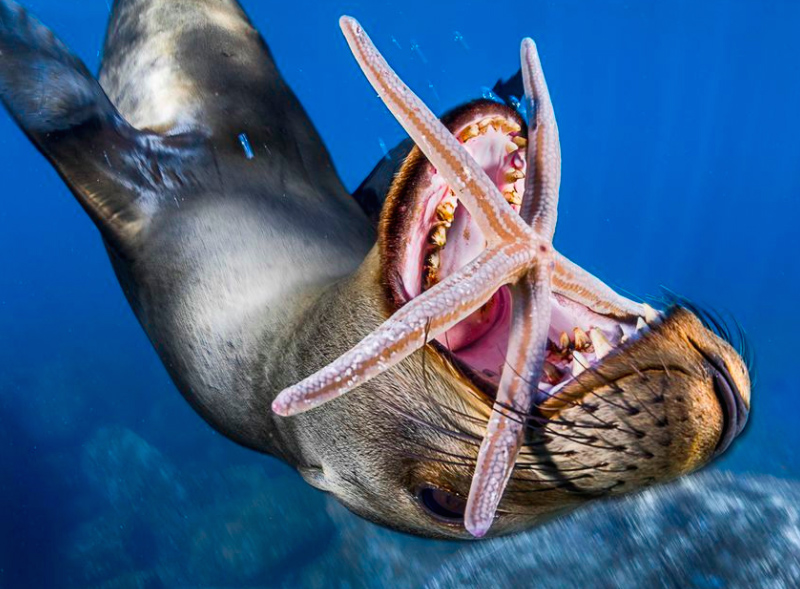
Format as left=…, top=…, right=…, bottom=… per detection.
left=276, top=100, right=751, bottom=541
left=272, top=19, right=752, bottom=540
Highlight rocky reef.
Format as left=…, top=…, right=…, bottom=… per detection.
left=47, top=426, right=800, bottom=588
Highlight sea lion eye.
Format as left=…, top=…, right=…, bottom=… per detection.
left=417, top=485, right=467, bottom=523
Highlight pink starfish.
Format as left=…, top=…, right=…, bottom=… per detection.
left=273, top=16, right=646, bottom=537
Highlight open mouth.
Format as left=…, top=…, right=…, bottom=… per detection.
left=384, top=100, right=649, bottom=402
left=272, top=19, right=754, bottom=538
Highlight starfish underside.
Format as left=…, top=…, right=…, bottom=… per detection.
left=273, top=16, right=648, bottom=537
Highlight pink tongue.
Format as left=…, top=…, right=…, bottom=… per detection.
left=439, top=290, right=505, bottom=351
left=434, top=204, right=497, bottom=351
left=437, top=200, right=505, bottom=352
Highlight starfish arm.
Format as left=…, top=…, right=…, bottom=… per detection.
left=272, top=247, right=530, bottom=416
left=520, top=38, right=561, bottom=241
left=339, top=16, right=533, bottom=246
left=465, top=263, right=553, bottom=537
left=553, top=252, right=646, bottom=318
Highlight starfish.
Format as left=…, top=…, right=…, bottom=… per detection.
left=273, top=16, right=646, bottom=537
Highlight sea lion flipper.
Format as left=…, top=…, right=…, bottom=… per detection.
left=0, top=0, right=205, bottom=251
left=99, top=0, right=341, bottom=191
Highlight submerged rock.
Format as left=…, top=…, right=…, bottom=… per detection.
left=62, top=426, right=800, bottom=588
left=81, top=426, right=185, bottom=513
left=68, top=426, right=334, bottom=587
left=425, top=471, right=800, bottom=589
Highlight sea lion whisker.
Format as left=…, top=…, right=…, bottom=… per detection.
left=565, top=362, right=640, bottom=415
left=402, top=438, right=479, bottom=465
left=400, top=451, right=475, bottom=468
left=427, top=399, right=492, bottom=428
left=503, top=475, right=595, bottom=493
left=376, top=398, right=483, bottom=447
left=473, top=389, right=620, bottom=444
left=618, top=361, right=673, bottom=424
left=606, top=360, right=667, bottom=422
left=532, top=362, right=641, bottom=424
left=418, top=345, right=488, bottom=436
left=514, top=462, right=599, bottom=474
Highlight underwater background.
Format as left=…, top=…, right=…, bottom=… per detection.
left=0, top=0, right=798, bottom=587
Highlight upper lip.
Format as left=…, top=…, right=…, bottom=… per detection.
left=690, top=340, right=749, bottom=456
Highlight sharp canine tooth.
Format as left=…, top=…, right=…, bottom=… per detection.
left=590, top=328, right=613, bottom=359
left=559, top=332, right=570, bottom=351
left=644, top=304, right=659, bottom=324
left=512, top=136, right=528, bottom=147
left=505, top=169, right=525, bottom=183
left=573, top=327, right=591, bottom=350
left=572, top=351, right=588, bottom=376
left=636, top=317, right=647, bottom=331
left=512, top=153, right=525, bottom=169
left=505, top=142, right=519, bottom=154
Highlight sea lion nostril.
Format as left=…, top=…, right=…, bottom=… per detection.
left=712, top=372, right=738, bottom=457
left=686, top=338, right=749, bottom=456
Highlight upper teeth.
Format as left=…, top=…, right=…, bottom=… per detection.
left=572, top=351, right=589, bottom=376
left=429, top=224, right=448, bottom=247
left=589, top=328, right=613, bottom=359
left=459, top=123, right=480, bottom=142
left=423, top=117, right=527, bottom=289
left=436, top=200, right=455, bottom=223
left=458, top=116, right=521, bottom=143
left=559, top=331, right=571, bottom=351
left=573, top=327, right=591, bottom=350
left=643, top=303, right=660, bottom=324
left=503, top=189, right=522, bottom=206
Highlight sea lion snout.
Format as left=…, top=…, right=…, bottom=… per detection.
left=674, top=307, right=752, bottom=457
left=534, top=305, right=752, bottom=483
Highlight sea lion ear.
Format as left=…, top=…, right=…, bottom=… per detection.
left=0, top=0, right=206, bottom=253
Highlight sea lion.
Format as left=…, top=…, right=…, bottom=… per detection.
left=0, top=0, right=751, bottom=539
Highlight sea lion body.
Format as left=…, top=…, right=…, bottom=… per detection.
left=98, top=0, right=374, bottom=453
left=0, top=0, right=751, bottom=539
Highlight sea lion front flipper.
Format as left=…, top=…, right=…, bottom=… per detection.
left=0, top=0, right=205, bottom=252
left=99, top=0, right=344, bottom=196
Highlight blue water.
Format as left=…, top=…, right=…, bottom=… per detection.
left=0, top=0, right=798, bottom=586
